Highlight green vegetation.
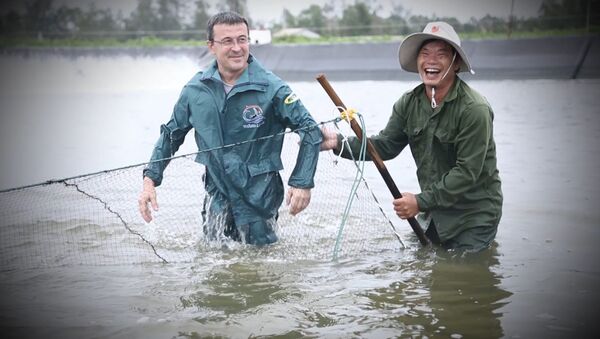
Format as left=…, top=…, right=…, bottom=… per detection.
left=275, top=27, right=600, bottom=45
left=0, top=0, right=598, bottom=49
left=272, top=34, right=402, bottom=45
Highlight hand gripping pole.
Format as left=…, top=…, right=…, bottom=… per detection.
left=316, top=74, right=430, bottom=246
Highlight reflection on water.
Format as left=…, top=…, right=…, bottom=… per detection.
left=128, top=244, right=512, bottom=338
left=363, top=246, right=511, bottom=338
left=429, top=246, right=511, bottom=338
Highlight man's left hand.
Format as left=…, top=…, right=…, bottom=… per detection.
left=286, top=187, right=312, bottom=216
left=393, top=192, right=419, bottom=219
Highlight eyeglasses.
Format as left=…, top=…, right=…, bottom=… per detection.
left=211, top=36, right=249, bottom=48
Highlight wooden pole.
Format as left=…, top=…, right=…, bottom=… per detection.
left=316, top=74, right=429, bottom=246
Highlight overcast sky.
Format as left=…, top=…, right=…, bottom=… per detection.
left=1, top=0, right=544, bottom=26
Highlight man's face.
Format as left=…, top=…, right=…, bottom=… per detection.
left=208, top=23, right=250, bottom=77
left=417, top=40, right=458, bottom=88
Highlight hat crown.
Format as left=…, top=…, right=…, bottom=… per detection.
left=422, top=21, right=461, bottom=47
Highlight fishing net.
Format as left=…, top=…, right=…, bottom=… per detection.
left=0, top=121, right=405, bottom=270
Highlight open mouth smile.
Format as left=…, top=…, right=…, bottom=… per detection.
left=424, top=68, right=441, bottom=76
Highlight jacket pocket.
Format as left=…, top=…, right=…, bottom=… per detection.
left=433, top=130, right=457, bottom=167
left=406, top=125, right=424, bottom=143
left=245, top=158, right=284, bottom=217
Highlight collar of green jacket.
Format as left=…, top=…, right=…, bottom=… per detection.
left=199, top=54, right=263, bottom=85
left=412, top=76, right=462, bottom=112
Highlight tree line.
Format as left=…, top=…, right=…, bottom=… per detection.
left=276, top=0, right=599, bottom=37
left=0, top=0, right=597, bottom=40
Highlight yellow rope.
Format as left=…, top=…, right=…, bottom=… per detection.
left=340, top=107, right=357, bottom=122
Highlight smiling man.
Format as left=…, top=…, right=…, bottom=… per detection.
left=138, top=12, right=322, bottom=246
left=321, top=22, right=503, bottom=251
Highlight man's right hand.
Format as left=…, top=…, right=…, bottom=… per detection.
left=138, top=177, right=158, bottom=223
left=320, top=126, right=338, bottom=151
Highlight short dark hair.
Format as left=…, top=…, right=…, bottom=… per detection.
left=207, top=11, right=249, bottom=41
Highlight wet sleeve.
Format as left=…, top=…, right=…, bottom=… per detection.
left=273, top=85, right=322, bottom=189
left=142, top=89, right=193, bottom=186
left=416, top=104, right=492, bottom=211
left=336, top=98, right=409, bottom=161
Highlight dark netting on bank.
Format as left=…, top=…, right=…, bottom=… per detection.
left=0, top=121, right=406, bottom=270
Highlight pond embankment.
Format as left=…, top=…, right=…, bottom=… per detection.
left=2, top=35, right=598, bottom=81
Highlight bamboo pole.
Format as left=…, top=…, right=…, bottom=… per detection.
left=316, top=74, right=429, bottom=246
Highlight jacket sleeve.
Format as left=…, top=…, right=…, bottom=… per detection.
left=273, top=85, right=322, bottom=189
left=143, top=88, right=193, bottom=186
left=416, top=104, right=493, bottom=211
left=336, top=98, right=409, bottom=161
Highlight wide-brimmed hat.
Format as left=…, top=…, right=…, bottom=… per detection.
left=398, top=21, right=473, bottom=74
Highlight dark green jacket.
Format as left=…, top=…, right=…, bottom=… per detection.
left=144, top=55, right=322, bottom=225
left=338, top=78, right=502, bottom=242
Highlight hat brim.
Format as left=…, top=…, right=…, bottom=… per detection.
left=398, top=32, right=472, bottom=73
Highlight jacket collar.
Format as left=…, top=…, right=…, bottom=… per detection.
left=414, top=76, right=462, bottom=110
left=443, top=76, right=461, bottom=103
left=199, top=54, right=257, bottom=84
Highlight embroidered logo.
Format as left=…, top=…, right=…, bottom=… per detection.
left=431, top=25, right=439, bottom=33
left=284, top=92, right=299, bottom=105
left=242, top=105, right=265, bottom=128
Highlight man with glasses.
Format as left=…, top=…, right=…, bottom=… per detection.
left=139, top=12, right=322, bottom=246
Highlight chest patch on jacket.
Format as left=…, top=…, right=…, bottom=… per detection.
left=242, top=105, right=265, bottom=128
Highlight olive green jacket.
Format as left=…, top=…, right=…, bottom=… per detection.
left=338, top=78, right=502, bottom=242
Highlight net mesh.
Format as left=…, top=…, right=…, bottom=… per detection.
left=0, top=123, right=404, bottom=270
